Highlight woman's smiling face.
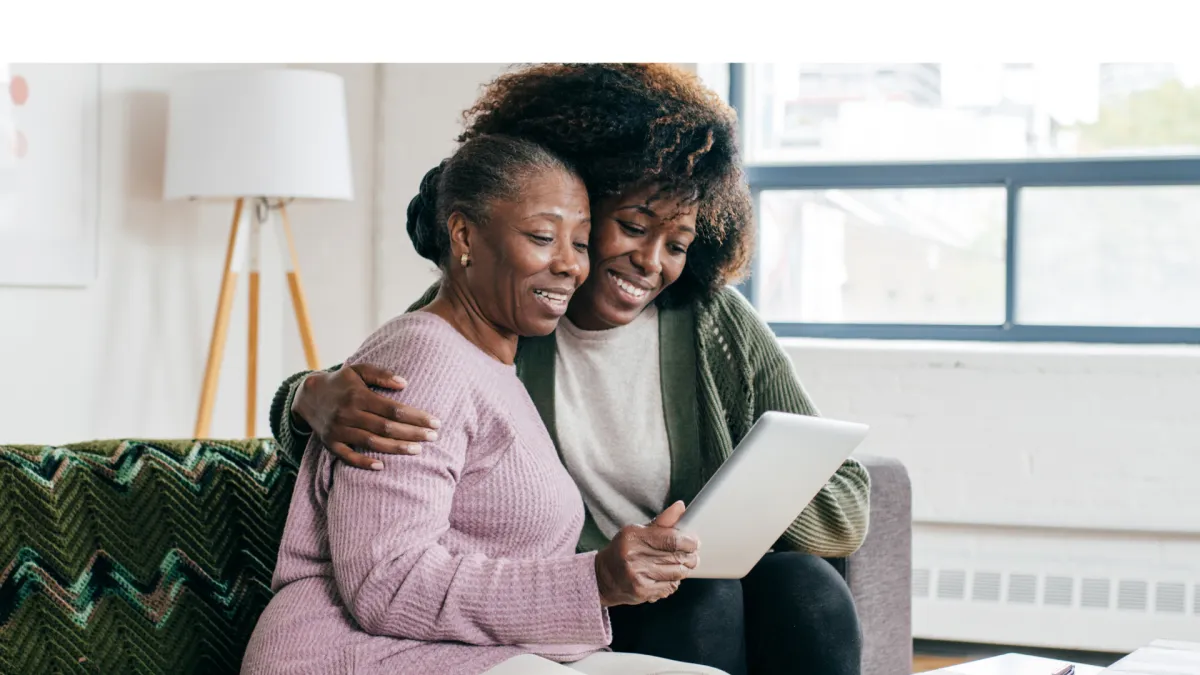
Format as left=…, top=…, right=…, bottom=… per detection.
left=566, top=184, right=698, bottom=331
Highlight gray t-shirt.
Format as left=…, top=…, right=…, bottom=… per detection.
left=554, top=306, right=671, bottom=538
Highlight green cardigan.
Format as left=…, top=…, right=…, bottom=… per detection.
left=268, top=286, right=871, bottom=558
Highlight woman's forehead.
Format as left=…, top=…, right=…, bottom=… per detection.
left=604, top=185, right=698, bottom=223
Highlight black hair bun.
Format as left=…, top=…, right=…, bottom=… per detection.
left=406, top=162, right=448, bottom=263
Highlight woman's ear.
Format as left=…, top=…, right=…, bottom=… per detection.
left=447, top=211, right=473, bottom=260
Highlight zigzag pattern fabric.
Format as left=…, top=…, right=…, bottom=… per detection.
left=0, top=439, right=298, bottom=674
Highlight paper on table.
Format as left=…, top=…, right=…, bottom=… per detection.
left=1105, top=644, right=1200, bottom=674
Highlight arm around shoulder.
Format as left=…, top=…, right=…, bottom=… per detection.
left=269, top=282, right=440, bottom=457
left=269, top=365, right=343, bottom=462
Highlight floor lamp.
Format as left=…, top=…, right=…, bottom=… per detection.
left=163, top=69, right=354, bottom=439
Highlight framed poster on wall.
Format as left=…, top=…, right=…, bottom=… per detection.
left=0, top=64, right=100, bottom=287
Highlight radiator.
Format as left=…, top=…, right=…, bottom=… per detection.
left=911, top=524, right=1200, bottom=651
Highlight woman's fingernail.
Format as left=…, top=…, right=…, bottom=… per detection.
left=370, top=461, right=384, bottom=470
left=426, top=431, right=438, bottom=441
left=392, top=376, right=407, bottom=386
left=408, top=444, right=421, bottom=453
left=429, top=418, right=441, bottom=429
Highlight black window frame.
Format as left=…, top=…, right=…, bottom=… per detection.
left=729, top=63, right=1200, bottom=345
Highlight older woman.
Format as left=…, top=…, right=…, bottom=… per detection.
left=242, top=134, right=724, bottom=675
left=268, top=65, right=869, bottom=675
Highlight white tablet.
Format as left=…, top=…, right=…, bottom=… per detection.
left=675, top=411, right=869, bottom=579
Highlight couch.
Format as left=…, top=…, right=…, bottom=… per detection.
left=0, top=439, right=910, bottom=674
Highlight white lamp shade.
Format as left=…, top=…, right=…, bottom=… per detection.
left=163, top=69, right=353, bottom=201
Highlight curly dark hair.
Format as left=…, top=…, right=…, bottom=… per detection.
left=458, top=63, right=754, bottom=306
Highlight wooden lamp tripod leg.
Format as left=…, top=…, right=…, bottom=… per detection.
left=195, top=198, right=246, bottom=439
left=246, top=204, right=263, bottom=438
left=278, top=203, right=321, bottom=371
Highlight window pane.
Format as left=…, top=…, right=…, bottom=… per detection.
left=694, top=63, right=730, bottom=105
left=1018, top=186, right=1200, bottom=327
left=756, top=188, right=1007, bottom=324
left=744, top=63, right=1200, bottom=163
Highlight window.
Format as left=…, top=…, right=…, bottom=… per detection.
left=1017, top=186, right=1200, bottom=328
left=730, top=63, right=1200, bottom=343
left=757, top=188, right=1007, bottom=325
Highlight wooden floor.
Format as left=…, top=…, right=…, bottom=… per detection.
left=914, top=655, right=974, bottom=672
left=912, top=640, right=1124, bottom=673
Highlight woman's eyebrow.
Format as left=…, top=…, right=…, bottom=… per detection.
left=617, top=203, right=696, bottom=233
left=616, top=204, right=658, bottom=217
left=523, top=212, right=565, bottom=222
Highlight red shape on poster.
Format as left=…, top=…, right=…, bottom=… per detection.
left=10, top=75, right=29, bottom=106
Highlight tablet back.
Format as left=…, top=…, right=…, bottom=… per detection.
left=676, top=411, right=869, bottom=578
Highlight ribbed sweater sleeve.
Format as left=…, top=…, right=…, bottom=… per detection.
left=325, top=318, right=610, bottom=647
left=752, top=341, right=872, bottom=557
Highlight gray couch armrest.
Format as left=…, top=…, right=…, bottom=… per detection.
left=847, top=454, right=912, bottom=675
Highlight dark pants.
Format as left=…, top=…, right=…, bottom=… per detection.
left=609, top=552, right=862, bottom=675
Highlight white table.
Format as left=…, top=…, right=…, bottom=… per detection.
left=932, top=653, right=1104, bottom=675
left=933, top=640, right=1200, bottom=675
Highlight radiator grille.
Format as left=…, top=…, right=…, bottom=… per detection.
left=972, top=572, right=1002, bottom=602
left=1007, top=574, right=1037, bottom=604
left=1044, top=576, right=1074, bottom=607
left=1155, top=582, right=1186, bottom=614
left=1117, top=580, right=1148, bottom=612
left=937, top=569, right=966, bottom=600
left=1081, top=578, right=1111, bottom=610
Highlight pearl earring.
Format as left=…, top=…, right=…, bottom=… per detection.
left=460, top=252, right=470, bottom=267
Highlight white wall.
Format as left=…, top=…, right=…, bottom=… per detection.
left=790, top=338, right=1200, bottom=533
left=374, top=63, right=512, bottom=323
left=786, top=338, right=1200, bottom=649
left=0, top=63, right=521, bottom=445
left=0, top=63, right=380, bottom=444
left=0, top=65, right=280, bottom=444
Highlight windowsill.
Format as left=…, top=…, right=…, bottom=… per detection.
left=778, top=336, right=1200, bottom=359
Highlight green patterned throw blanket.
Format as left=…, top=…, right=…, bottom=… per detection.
left=0, top=439, right=298, bottom=674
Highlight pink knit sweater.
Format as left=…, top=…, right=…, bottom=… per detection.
left=241, top=312, right=612, bottom=675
